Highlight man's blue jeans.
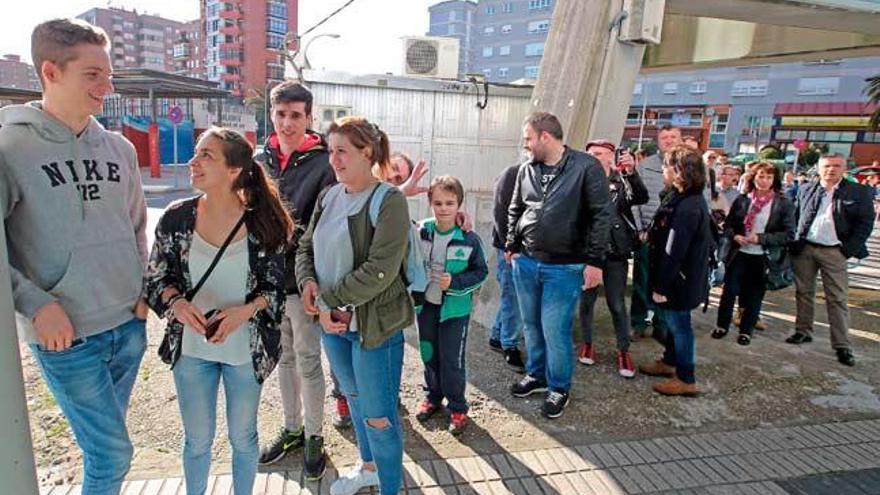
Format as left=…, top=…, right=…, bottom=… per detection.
left=173, top=355, right=262, bottom=495
left=490, top=248, right=521, bottom=350
left=30, top=317, right=146, bottom=495
left=512, top=254, right=583, bottom=393
left=322, top=330, right=404, bottom=495
left=657, top=308, right=697, bottom=384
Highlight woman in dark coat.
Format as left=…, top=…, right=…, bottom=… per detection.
left=639, top=146, right=712, bottom=397
left=712, top=161, right=796, bottom=345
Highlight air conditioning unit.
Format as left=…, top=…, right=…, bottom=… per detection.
left=401, top=36, right=460, bottom=79
left=619, top=0, right=665, bottom=45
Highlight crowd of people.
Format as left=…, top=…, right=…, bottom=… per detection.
left=2, top=18, right=878, bottom=495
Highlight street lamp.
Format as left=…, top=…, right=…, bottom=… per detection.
left=303, top=33, right=341, bottom=71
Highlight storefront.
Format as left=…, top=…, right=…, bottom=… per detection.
left=771, top=102, right=880, bottom=166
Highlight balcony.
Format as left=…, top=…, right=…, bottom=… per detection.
left=220, top=24, right=241, bottom=36
left=221, top=73, right=242, bottom=82
left=219, top=9, right=243, bottom=20
left=219, top=41, right=242, bottom=50
left=219, top=57, right=242, bottom=67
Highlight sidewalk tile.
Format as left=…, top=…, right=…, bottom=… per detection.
left=559, top=447, right=594, bottom=471
left=648, top=438, right=681, bottom=462
left=503, top=453, right=533, bottom=478
left=636, top=463, right=673, bottom=492
left=488, top=454, right=516, bottom=480
left=407, top=460, right=438, bottom=488
left=575, top=445, right=605, bottom=469
left=626, top=440, right=660, bottom=464
left=588, top=444, right=620, bottom=468
left=700, top=456, right=744, bottom=483
left=731, top=453, right=778, bottom=481
left=665, top=460, right=702, bottom=488
left=512, top=450, right=547, bottom=476
left=533, top=449, right=563, bottom=474
left=473, top=457, right=500, bottom=481
left=515, top=477, right=542, bottom=495
left=545, top=448, right=576, bottom=473
left=686, top=458, right=726, bottom=485
left=666, top=436, right=699, bottom=459
left=605, top=467, right=641, bottom=494
left=705, top=433, right=737, bottom=455
left=652, top=462, right=688, bottom=490
left=565, top=471, right=600, bottom=495
left=448, top=458, right=478, bottom=484
left=613, top=442, right=646, bottom=465
left=620, top=465, right=654, bottom=493
left=431, top=460, right=456, bottom=486
left=604, top=443, right=632, bottom=467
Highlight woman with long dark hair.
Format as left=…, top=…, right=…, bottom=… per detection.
left=143, top=127, right=292, bottom=495
left=713, top=162, right=795, bottom=345
left=639, top=146, right=712, bottom=397
left=296, top=116, right=414, bottom=495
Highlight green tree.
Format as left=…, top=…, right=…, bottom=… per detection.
left=866, top=75, right=880, bottom=129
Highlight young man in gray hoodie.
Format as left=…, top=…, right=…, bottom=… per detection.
left=0, top=19, right=148, bottom=494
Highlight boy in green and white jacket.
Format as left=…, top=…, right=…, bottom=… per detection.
left=413, top=175, right=488, bottom=436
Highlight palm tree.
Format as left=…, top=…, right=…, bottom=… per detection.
left=867, top=75, right=880, bottom=129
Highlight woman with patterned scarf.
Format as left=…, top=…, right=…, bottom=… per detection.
left=712, top=161, right=796, bottom=345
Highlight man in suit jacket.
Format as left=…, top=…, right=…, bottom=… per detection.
left=787, top=153, right=875, bottom=366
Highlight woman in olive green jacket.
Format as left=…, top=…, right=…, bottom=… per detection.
left=295, top=117, right=413, bottom=495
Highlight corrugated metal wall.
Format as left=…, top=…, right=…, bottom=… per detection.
left=308, top=76, right=532, bottom=327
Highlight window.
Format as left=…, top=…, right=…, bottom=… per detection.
left=503, top=2, right=514, bottom=13
left=662, top=82, right=678, bottom=95
left=528, top=20, right=550, bottom=33
left=501, top=24, right=512, bottom=34
left=267, top=17, right=287, bottom=34
left=486, top=5, right=496, bottom=14
left=267, top=33, right=285, bottom=49
left=483, top=46, right=494, bottom=57
left=499, top=45, right=511, bottom=56
left=525, top=42, right=544, bottom=57
left=775, top=130, right=792, bottom=140
left=525, top=65, right=540, bottom=79
left=529, top=0, right=552, bottom=10
left=711, top=113, right=728, bottom=134
left=448, top=11, right=457, bottom=22
left=447, top=25, right=456, bottom=35
left=632, top=82, right=643, bottom=95
left=484, top=26, right=495, bottom=35
left=499, top=67, right=509, bottom=77
left=865, top=132, right=880, bottom=143
left=482, top=68, right=492, bottom=77
left=796, top=77, right=840, bottom=96
left=731, top=79, right=768, bottom=96
left=267, top=2, right=287, bottom=18
left=690, top=81, right=707, bottom=94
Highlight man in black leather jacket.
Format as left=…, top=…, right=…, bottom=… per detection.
left=505, top=112, right=610, bottom=419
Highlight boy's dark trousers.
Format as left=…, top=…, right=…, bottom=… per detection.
left=417, top=302, right=470, bottom=414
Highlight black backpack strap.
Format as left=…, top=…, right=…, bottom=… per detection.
left=186, top=213, right=247, bottom=300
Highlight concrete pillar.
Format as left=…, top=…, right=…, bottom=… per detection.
left=530, top=0, right=649, bottom=147
left=0, top=219, right=40, bottom=494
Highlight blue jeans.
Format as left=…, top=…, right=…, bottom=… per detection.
left=657, top=308, right=697, bottom=384
left=322, top=330, right=404, bottom=495
left=512, top=254, right=584, bottom=393
left=30, top=318, right=146, bottom=495
left=490, top=248, right=521, bottom=350
left=173, top=355, right=262, bottom=495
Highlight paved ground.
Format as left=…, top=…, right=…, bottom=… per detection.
left=41, top=419, right=880, bottom=494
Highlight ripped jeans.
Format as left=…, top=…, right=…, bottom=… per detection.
left=321, top=330, right=404, bottom=495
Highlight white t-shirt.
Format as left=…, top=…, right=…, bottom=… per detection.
left=182, top=232, right=251, bottom=365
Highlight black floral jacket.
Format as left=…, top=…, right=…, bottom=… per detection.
left=142, top=197, right=285, bottom=384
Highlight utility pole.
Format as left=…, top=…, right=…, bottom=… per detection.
left=0, top=222, right=40, bottom=494
left=530, top=0, right=660, bottom=147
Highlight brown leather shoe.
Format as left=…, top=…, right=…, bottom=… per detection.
left=754, top=317, right=766, bottom=331
left=638, top=359, right=675, bottom=377
left=653, top=378, right=699, bottom=397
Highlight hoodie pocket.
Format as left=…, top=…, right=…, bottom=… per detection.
left=47, top=235, right=143, bottom=321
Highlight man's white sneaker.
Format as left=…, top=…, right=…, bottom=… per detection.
left=330, top=463, right=380, bottom=495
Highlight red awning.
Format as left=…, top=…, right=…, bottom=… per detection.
left=774, top=101, right=878, bottom=116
